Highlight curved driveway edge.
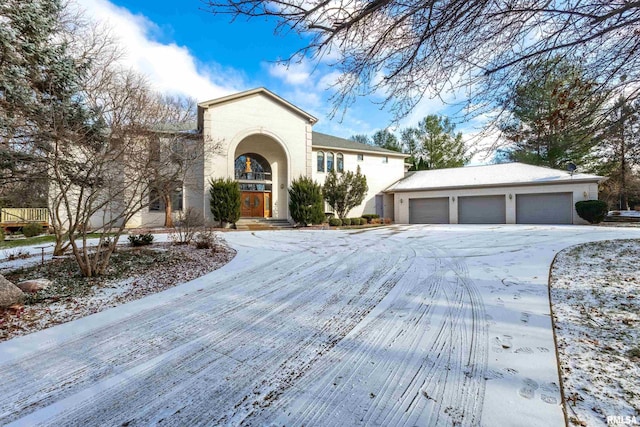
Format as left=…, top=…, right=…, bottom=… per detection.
left=1, top=225, right=638, bottom=426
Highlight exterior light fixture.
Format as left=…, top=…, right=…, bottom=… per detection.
left=451, top=196, right=456, bottom=202
left=400, top=198, right=404, bottom=204
left=509, top=194, right=513, bottom=200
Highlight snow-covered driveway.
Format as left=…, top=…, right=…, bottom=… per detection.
left=1, top=225, right=639, bottom=426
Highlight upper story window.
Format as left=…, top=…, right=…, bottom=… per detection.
left=317, top=151, right=325, bottom=172
left=327, top=152, right=334, bottom=172
left=382, top=156, right=389, bottom=164
left=357, top=153, right=364, bottom=161
left=336, top=153, right=344, bottom=172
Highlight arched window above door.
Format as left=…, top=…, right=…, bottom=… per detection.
left=235, top=153, right=271, bottom=181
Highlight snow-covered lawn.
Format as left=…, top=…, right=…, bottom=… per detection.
left=551, top=239, right=640, bottom=427
left=1, top=225, right=639, bottom=426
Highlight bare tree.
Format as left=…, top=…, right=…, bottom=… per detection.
left=205, top=0, right=640, bottom=120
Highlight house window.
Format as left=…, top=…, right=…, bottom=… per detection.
left=357, top=153, right=364, bottom=161
left=149, top=182, right=183, bottom=212
left=317, top=151, right=325, bottom=172
left=382, top=156, right=388, bottom=164
left=336, top=153, right=344, bottom=172
left=327, top=152, right=334, bottom=172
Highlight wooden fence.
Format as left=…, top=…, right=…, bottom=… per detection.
left=0, top=208, right=50, bottom=227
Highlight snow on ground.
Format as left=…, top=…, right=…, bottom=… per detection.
left=551, top=239, right=640, bottom=427
left=0, top=225, right=639, bottom=426
left=0, top=236, right=234, bottom=342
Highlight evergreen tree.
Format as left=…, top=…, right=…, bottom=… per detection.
left=350, top=134, right=370, bottom=145
left=289, top=176, right=325, bottom=226
left=209, top=178, right=241, bottom=227
left=499, top=57, right=602, bottom=169
left=323, top=167, right=368, bottom=219
left=0, top=0, right=88, bottom=206
left=372, top=129, right=402, bottom=152
left=403, top=115, right=470, bottom=170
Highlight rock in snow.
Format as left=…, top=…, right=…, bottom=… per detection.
left=0, top=274, right=24, bottom=308
left=16, top=279, right=52, bottom=293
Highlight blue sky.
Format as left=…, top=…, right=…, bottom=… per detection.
left=76, top=0, right=495, bottom=159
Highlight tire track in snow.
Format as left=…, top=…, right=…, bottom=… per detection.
left=261, top=233, right=488, bottom=426
left=2, top=233, right=411, bottom=426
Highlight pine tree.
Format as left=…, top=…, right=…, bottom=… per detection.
left=209, top=178, right=241, bottom=227
left=403, top=115, right=470, bottom=170
left=289, top=176, right=325, bottom=226
left=500, top=57, right=602, bottom=169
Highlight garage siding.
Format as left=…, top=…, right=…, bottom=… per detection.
left=516, top=193, right=573, bottom=224
left=409, top=198, right=450, bottom=224
left=458, top=195, right=506, bottom=224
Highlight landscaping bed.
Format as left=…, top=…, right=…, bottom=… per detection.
left=0, top=239, right=235, bottom=342
left=550, top=239, right=640, bottom=426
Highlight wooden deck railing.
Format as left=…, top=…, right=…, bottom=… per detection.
left=0, top=208, right=50, bottom=226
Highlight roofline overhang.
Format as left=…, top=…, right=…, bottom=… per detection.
left=312, top=144, right=410, bottom=158
left=198, top=87, right=318, bottom=124
left=384, top=177, right=605, bottom=193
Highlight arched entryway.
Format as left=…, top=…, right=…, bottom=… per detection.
left=232, top=133, right=289, bottom=219
left=235, top=153, right=272, bottom=218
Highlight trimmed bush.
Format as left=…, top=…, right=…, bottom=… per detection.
left=361, top=214, right=380, bottom=223
left=329, top=218, right=342, bottom=226
left=289, top=176, right=325, bottom=226
left=0, top=228, right=4, bottom=242
left=575, top=200, right=608, bottom=224
left=22, top=222, right=43, bottom=238
left=352, top=218, right=363, bottom=225
left=128, top=233, right=154, bottom=247
left=342, top=218, right=352, bottom=226
left=209, top=178, right=241, bottom=227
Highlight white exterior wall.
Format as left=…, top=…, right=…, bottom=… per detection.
left=201, top=93, right=313, bottom=220
left=311, top=149, right=405, bottom=218
left=393, top=182, right=599, bottom=225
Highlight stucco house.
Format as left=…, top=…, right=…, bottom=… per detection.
left=125, top=88, right=603, bottom=228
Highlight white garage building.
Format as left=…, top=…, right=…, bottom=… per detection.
left=385, top=163, right=604, bottom=225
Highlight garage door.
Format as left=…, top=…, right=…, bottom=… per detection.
left=409, top=197, right=450, bottom=224
left=516, top=193, right=573, bottom=224
left=458, top=195, right=506, bottom=224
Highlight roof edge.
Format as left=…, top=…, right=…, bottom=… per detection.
left=198, top=88, right=318, bottom=124
left=312, top=144, right=410, bottom=157
left=385, top=176, right=605, bottom=193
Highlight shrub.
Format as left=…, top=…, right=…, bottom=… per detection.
left=0, top=228, right=4, bottom=242
left=323, top=167, right=368, bottom=219
left=171, top=208, right=203, bottom=245
left=128, top=233, right=154, bottom=247
left=329, top=218, right=342, bottom=226
left=342, top=218, right=352, bottom=226
left=289, top=176, right=325, bottom=226
left=351, top=218, right=362, bottom=225
left=22, top=222, right=43, bottom=238
left=575, top=200, right=608, bottom=224
left=209, top=178, right=241, bottom=227
left=361, top=214, right=380, bottom=223
left=194, top=228, right=216, bottom=249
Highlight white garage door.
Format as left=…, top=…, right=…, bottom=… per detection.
left=458, top=195, right=506, bottom=224
left=516, top=193, right=573, bottom=224
left=409, top=198, right=450, bottom=224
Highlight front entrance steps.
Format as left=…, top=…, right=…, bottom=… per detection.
left=235, top=218, right=294, bottom=231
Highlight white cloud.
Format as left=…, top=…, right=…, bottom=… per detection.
left=74, top=0, right=242, bottom=101
left=267, top=61, right=312, bottom=86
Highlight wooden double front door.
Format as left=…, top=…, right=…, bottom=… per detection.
left=241, top=192, right=271, bottom=218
